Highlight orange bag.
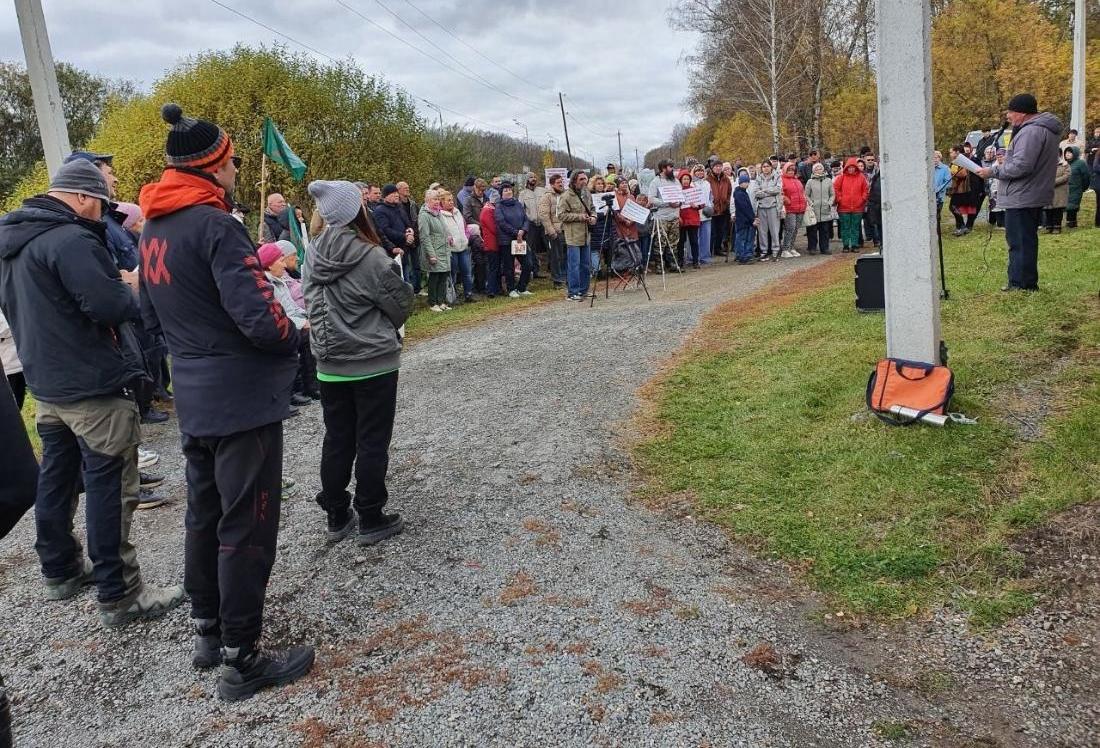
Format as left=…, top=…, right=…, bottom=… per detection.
left=866, top=358, right=955, bottom=425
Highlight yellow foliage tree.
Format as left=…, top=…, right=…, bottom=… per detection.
left=820, top=68, right=879, bottom=156
left=931, top=0, right=1071, bottom=148
left=708, top=112, right=792, bottom=164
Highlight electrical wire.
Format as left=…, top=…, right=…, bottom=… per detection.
left=402, top=0, right=553, bottom=93
left=205, top=0, right=527, bottom=138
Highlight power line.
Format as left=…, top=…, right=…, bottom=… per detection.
left=334, top=0, right=555, bottom=114
left=402, top=0, right=553, bottom=93
left=370, top=0, right=554, bottom=112
left=204, top=0, right=526, bottom=138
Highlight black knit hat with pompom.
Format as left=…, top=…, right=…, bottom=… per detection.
left=160, top=103, right=233, bottom=170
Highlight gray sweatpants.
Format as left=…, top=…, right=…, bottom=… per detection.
left=757, top=207, right=780, bottom=256
left=782, top=212, right=804, bottom=252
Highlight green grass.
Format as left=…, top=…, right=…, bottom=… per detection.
left=635, top=201, right=1100, bottom=623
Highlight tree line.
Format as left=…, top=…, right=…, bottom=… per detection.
left=645, top=0, right=1100, bottom=166
left=0, top=46, right=583, bottom=214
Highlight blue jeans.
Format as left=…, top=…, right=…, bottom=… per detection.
left=451, top=249, right=473, bottom=298
left=697, top=220, right=712, bottom=264
left=402, top=248, right=421, bottom=293
left=567, top=244, right=591, bottom=296
left=486, top=252, right=502, bottom=296
left=1005, top=207, right=1042, bottom=289
left=734, top=225, right=755, bottom=262
left=639, top=234, right=652, bottom=269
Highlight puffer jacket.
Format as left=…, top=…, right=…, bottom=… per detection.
left=440, top=208, right=468, bottom=253
left=418, top=206, right=451, bottom=273
left=558, top=188, right=593, bottom=247
left=833, top=158, right=870, bottom=213
left=992, top=112, right=1062, bottom=209
left=303, top=225, right=414, bottom=378
left=1047, top=161, right=1070, bottom=209
left=753, top=171, right=782, bottom=210
left=537, top=188, right=563, bottom=236
left=781, top=173, right=807, bottom=214
left=803, top=173, right=834, bottom=225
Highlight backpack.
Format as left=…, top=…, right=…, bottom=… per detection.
left=866, top=358, right=955, bottom=425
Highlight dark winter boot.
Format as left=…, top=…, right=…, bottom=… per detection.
left=217, top=644, right=316, bottom=702
left=192, top=618, right=222, bottom=670
left=317, top=492, right=356, bottom=544
left=358, top=511, right=404, bottom=546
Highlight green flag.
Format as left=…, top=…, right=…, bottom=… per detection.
left=261, top=116, right=306, bottom=181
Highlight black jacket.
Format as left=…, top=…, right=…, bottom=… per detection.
left=373, top=201, right=414, bottom=254
left=866, top=173, right=882, bottom=227
left=140, top=201, right=299, bottom=437
left=0, top=196, right=144, bottom=404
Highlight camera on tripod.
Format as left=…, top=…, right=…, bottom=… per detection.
left=600, top=193, right=615, bottom=206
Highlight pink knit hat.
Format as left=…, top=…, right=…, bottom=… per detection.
left=257, top=242, right=284, bottom=269
left=114, top=202, right=143, bottom=231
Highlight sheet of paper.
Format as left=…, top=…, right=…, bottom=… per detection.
left=681, top=185, right=704, bottom=205
left=544, top=168, right=568, bottom=188
left=590, top=192, right=613, bottom=214
left=952, top=154, right=982, bottom=173
left=620, top=199, right=651, bottom=225
left=658, top=184, right=685, bottom=204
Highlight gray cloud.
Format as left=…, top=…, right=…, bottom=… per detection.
left=0, top=0, right=699, bottom=166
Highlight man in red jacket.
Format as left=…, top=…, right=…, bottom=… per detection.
left=706, top=157, right=733, bottom=257
left=139, top=103, right=314, bottom=701
left=833, top=157, right=869, bottom=252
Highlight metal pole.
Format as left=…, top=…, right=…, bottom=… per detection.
left=559, top=92, right=574, bottom=171
left=635, top=148, right=639, bottom=175
left=14, top=0, right=71, bottom=178
left=257, top=152, right=268, bottom=243
left=617, top=130, right=623, bottom=174
left=875, top=0, right=942, bottom=365
left=1071, top=0, right=1086, bottom=134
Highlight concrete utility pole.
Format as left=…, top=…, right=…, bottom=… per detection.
left=15, top=0, right=71, bottom=178
left=558, top=92, right=574, bottom=171
left=875, top=0, right=942, bottom=365
left=1071, top=0, right=1087, bottom=134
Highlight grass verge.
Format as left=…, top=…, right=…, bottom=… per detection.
left=634, top=210, right=1099, bottom=623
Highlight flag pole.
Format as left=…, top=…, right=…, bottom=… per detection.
left=257, top=150, right=268, bottom=243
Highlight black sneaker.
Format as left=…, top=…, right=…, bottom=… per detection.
left=139, top=471, right=164, bottom=489
left=141, top=409, right=170, bottom=425
left=217, top=645, right=315, bottom=702
left=290, top=393, right=312, bottom=407
left=192, top=620, right=222, bottom=670
left=358, top=512, right=404, bottom=546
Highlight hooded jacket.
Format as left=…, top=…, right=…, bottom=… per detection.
left=1064, top=147, right=1091, bottom=210
left=781, top=170, right=807, bottom=214
left=138, top=168, right=299, bottom=437
left=303, top=225, right=413, bottom=378
left=732, top=184, right=755, bottom=229
left=991, top=112, right=1062, bottom=210
left=0, top=195, right=144, bottom=404
left=803, top=170, right=835, bottom=223
left=753, top=169, right=782, bottom=210
left=677, top=170, right=701, bottom=227
left=418, top=206, right=451, bottom=272
left=1047, top=160, right=1070, bottom=209
left=479, top=203, right=499, bottom=252
left=495, top=195, right=530, bottom=249
left=833, top=158, right=870, bottom=213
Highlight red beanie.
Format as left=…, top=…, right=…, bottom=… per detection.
left=257, top=243, right=283, bottom=269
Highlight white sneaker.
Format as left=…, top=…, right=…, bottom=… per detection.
left=780, top=250, right=795, bottom=259
left=417, top=290, right=428, bottom=297
left=790, top=249, right=801, bottom=257
left=508, top=290, right=520, bottom=298
left=429, top=305, right=443, bottom=313
left=519, top=290, right=533, bottom=297
left=442, top=304, right=452, bottom=310
left=137, top=448, right=159, bottom=469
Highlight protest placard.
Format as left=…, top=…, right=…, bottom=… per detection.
left=681, top=185, right=704, bottom=205
left=620, top=199, right=651, bottom=225
left=658, top=184, right=685, bottom=204
left=544, top=168, right=568, bottom=187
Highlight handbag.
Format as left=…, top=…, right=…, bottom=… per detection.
left=445, top=275, right=457, bottom=305
left=866, top=358, right=955, bottom=425
left=804, top=198, right=817, bottom=227
left=511, top=240, right=527, bottom=255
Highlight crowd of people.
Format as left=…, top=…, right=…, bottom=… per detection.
left=0, top=91, right=1095, bottom=721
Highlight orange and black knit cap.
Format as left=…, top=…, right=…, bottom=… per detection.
left=160, top=103, right=233, bottom=170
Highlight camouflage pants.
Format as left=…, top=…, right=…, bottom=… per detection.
left=652, top=218, right=681, bottom=269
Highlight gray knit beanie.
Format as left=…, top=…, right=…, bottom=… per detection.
left=307, top=180, right=363, bottom=227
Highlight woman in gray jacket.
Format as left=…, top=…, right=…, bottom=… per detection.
left=803, top=162, right=836, bottom=254
left=303, top=180, right=415, bottom=546
left=754, top=161, right=783, bottom=260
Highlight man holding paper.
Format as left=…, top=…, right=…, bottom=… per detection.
left=645, top=159, right=683, bottom=272
left=977, top=93, right=1062, bottom=291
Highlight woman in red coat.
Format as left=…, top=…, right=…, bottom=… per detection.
left=833, top=157, right=869, bottom=252
left=676, top=169, right=704, bottom=268
left=780, top=162, right=807, bottom=257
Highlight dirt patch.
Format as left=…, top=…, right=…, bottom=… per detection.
left=1013, top=502, right=1100, bottom=614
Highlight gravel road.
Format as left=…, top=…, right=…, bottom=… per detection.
left=1, top=254, right=1087, bottom=746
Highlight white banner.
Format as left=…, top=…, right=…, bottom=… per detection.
left=620, top=199, right=651, bottom=225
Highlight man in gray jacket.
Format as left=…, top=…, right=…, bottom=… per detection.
left=646, top=159, right=682, bottom=272
left=978, top=94, right=1061, bottom=291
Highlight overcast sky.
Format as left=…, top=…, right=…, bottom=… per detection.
left=1, top=0, right=699, bottom=166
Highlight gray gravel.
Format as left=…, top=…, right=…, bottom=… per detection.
left=1, top=254, right=1093, bottom=746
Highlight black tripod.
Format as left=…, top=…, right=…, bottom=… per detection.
left=587, top=195, right=651, bottom=305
